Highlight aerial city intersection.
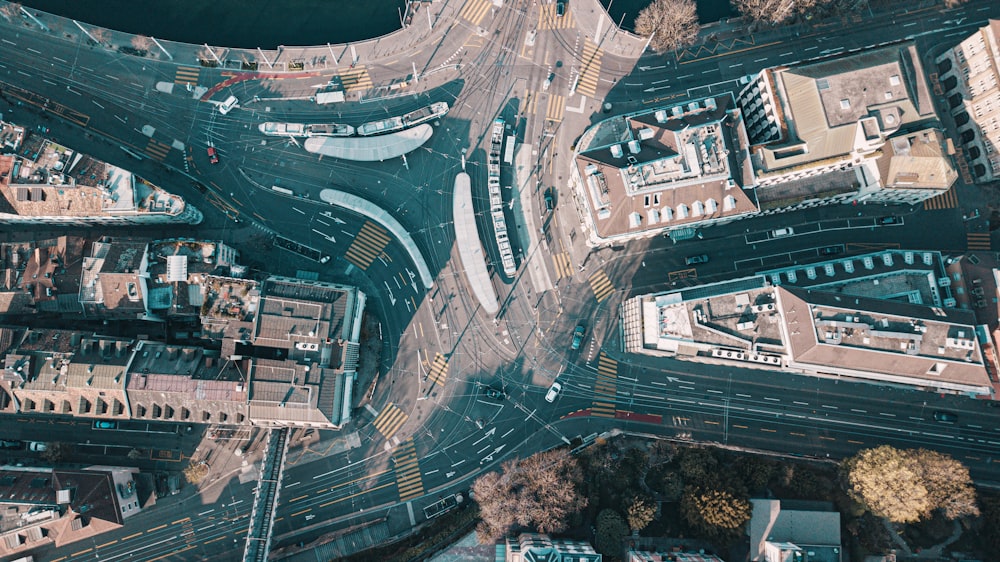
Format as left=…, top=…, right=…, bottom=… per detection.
left=1, top=0, right=1000, bottom=560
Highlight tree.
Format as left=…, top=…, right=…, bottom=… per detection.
left=681, top=487, right=752, bottom=538
left=633, top=0, right=700, bottom=54
left=131, top=35, right=152, bottom=52
left=89, top=27, right=109, bottom=47
left=472, top=449, right=588, bottom=543
left=626, top=495, right=657, bottom=532
left=677, top=447, right=718, bottom=487
left=40, top=442, right=71, bottom=463
left=595, top=509, right=629, bottom=556
left=730, top=0, right=836, bottom=26
left=842, top=445, right=978, bottom=524
left=183, top=460, right=209, bottom=484
left=0, top=2, right=21, bottom=22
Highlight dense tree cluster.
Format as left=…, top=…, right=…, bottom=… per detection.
left=472, top=449, right=587, bottom=542
left=842, top=445, right=978, bottom=524
left=681, top=487, right=752, bottom=538
left=730, top=0, right=871, bottom=26
left=633, top=0, right=701, bottom=53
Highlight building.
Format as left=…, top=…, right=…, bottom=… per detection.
left=0, top=120, right=201, bottom=225
left=629, top=550, right=725, bottom=561
left=503, top=533, right=602, bottom=562
left=621, top=260, right=993, bottom=396
left=571, top=93, right=758, bottom=246
left=935, top=19, right=1000, bottom=182
left=737, top=44, right=952, bottom=209
left=0, top=465, right=141, bottom=559
left=143, top=238, right=242, bottom=321
left=79, top=237, right=148, bottom=319
left=0, top=236, right=86, bottom=316
left=748, top=499, right=842, bottom=562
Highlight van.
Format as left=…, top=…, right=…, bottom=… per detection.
left=218, top=95, right=239, bottom=115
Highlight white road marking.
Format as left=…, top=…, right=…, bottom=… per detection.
left=821, top=404, right=838, bottom=409
left=764, top=397, right=780, bottom=402
left=27, top=47, right=41, bottom=54
left=736, top=393, right=752, bottom=398
left=92, top=100, right=105, bottom=109
left=879, top=412, right=896, bottom=417
left=851, top=408, right=866, bottom=413
left=291, top=207, right=306, bottom=215
left=793, top=401, right=809, bottom=405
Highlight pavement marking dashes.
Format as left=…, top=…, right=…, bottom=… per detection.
left=393, top=438, right=424, bottom=502
left=592, top=353, right=618, bottom=418
left=923, top=187, right=957, bottom=210
left=373, top=403, right=408, bottom=442
left=589, top=269, right=615, bottom=302
left=174, top=66, right=200, bottom=86
left=538, top=3, right=574, bottom=30
left=576, top=40, right=603, bottom=98
left=144, top=139, right=172, bottom=161
left=427, top=353, right=449, bottom=387
left=546, top=94, right=565, bottom=122
left=552, top=252, right=573, bottom=279
left=344, top=221, right=390, bottom=270
left=522, top=89, right=538, bottom=116
left=459, top=0, right=492, bottom=26
left=967, top=232, right=991, bottom=251
left=338, top=65, right=372, bottom=92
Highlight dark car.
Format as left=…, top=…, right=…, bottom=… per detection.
left=819, top=246, right=843, bottom=256
left=483, top=386, right=507, bottom=401
left=685, top=254, right=709, bottom=266
left=0, top=440, right=23, bottom=450
left=879, top=216, right=901, bottom=225
left=207, top=146, right=219, bottom=164
left=571, top=324, right=586, bottom=350
left=556, top=0, right=566, bottom=17
left=544, top=188, right=555, bottom=211
left=933, top=410, right=958, bottom=423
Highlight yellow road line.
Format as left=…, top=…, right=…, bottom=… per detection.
left=73, top=548, right=94, bottom=556
left=148, top=545, right=195, bottom=562
left=121, top=532, right=143, bottom=540
left=204, top=536, right=227, bottom=544
left=97, top=540, right=118, bottom=548
left=289, top=494, right=308, bottom=503
left=148, top=524, right=167, bottom=532
left=172, top=517, right=191, bottom=525
left=290, top=508, right=311, bottom=517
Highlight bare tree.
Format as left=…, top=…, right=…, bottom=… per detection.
left=634, top=0, right=701, bottom=53
left=131, top=34, right=152, bottom=52
left=472, top=449, right=588, bottom=543
left=89, top=27, right=109, bottom=47
left=0, top=2, right=22, bottom=22
left=183, top=460, right=209, bottom=484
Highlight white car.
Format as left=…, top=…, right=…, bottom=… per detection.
left=544, top=381, right=562, bottom=403
left=218, top=95, right=239, bottom=115
left=770, top=227, right=794, bottom=238
left=28, top=441, right=46, bottom=452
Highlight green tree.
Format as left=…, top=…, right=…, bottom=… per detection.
left=595, top=509, right=629, bottom=557
left=634, top=0, right=701, bottom=54
left=680, top=486, right=752, bottom=538
left=625, top=495, right=657, bottom=532
left=678, top=447, right=718, bottom=487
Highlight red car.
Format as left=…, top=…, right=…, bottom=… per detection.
left=207, top=146, right=219, bottom=164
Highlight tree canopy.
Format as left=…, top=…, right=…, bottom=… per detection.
left=680, top=487, right=752, bottom=538
left=842, top=445, right=978, bottom=524
left=472, top=448, right=588, bottom=542
left=633, top=0, right=701, bottom=54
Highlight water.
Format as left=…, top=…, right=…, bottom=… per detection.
left=18, top=0, right=734, bottom=48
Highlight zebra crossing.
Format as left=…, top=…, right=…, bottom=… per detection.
left=392, top=438, right=424, bottom=502
left=546, top=94, right=565, bottom=123
left=144, top=138, right=172, bottom=161
left=345, top=221, right=390, bottom=270
left=459, top=0, right=492, bottom=26
left=521, top=89, right=538, bottom=116
left=426, top=353, right=449, bottom=387
left=576, top=40, right=603, bottom=98
left=592, top=353, right=618, bottom=418
left=967, top=232, right=991, bottom=251
left=338, top=65, right=373, bottom=93
left=588, top=270, right=615, bottom=302
left=552, top=252, right=573, bottom=280
left=372, top=403, right=408, bottom=442
left=174, top=66, right=200, bottom=86
left=538, top=4, right=573, bottom=29
left=923, top=187, right=958, bottom=210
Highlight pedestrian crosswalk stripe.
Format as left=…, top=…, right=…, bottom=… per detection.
left=373, top=403, right=408, bottom=441
left=592, top=353, right=617, bottom=418
left=345, top=221, right=390, bottom=270
left=923, top=187, right=958, bottom=210
left=522, top=89, right=538, bottom=116
left=552, top=252, right=573, bottom=279
left=546, top=94, right=565, bottom=122
left=427, top=353, right=449, bottom=387
left=538, top=4, right=574, bottom=30
left=967, top=232, right=991, bottom=251
left=339, top=65, right=372, bottom=92
left=459, top=0, right=491, bottom=26
left=589, top=270, right=615, bottom=302
left=393, top=438, right=424, bottom=502
left=144, top=139, right=172, bottom=161
left=174, top=67, right=200, bottom=86
left=576, top=40, right=603, bottom=98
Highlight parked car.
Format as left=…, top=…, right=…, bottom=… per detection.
left=94, top=420, right=118, bottom=429
left=218, top=95, right=239, bottom=115
left=483, top=386, right=507, bottom=401
left=933, top=410, right=958, bottom=423
left=556, top=0, right=566, bottom=17
left=543, top=72, right=555, bottom=91
left=544, top=188, right=555, bottom=211
left=879, top=216, right=901, bottom=225
left=571, top=324, right=586, bottom=350
left=685, top=254, right=709, bottom=266
left=819, top=246, right=842, bottom=256
left=0, top=440, right=23, bottom=450
left=207, top=146, right=219, bottom=164
left=545, top=381, right=562, bottom=403
left=27, top=442, right=46, bottom=452
left=771, top=227, right=794, bottom=238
